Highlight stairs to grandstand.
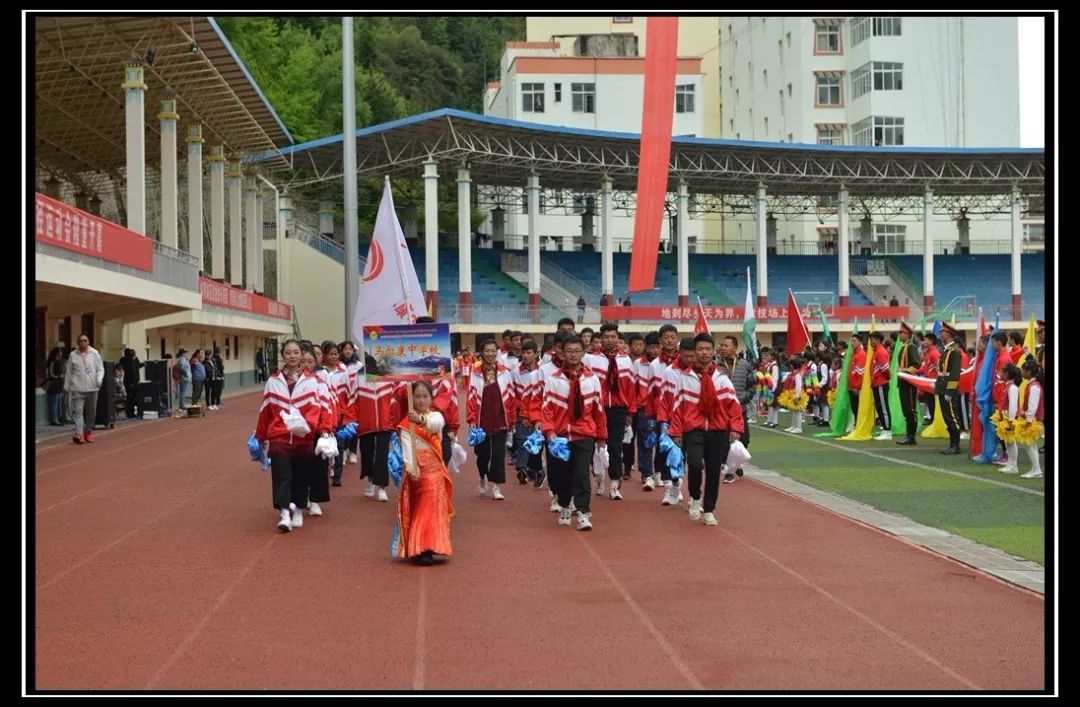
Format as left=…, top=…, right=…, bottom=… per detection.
left=669, top=253, right=734, bottom=306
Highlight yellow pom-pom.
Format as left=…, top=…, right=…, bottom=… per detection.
left=1013, top=418, right=1044, bottom=447
left=827, top=389, right=837, bottom=408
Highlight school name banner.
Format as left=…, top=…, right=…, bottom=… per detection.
left=199, top=277, right=292, bottom=320
left=601, top=305, right=910, bottom=323
left=35, top=192, right=154, bottom=271
left=363, top=323, right=452, bottom=381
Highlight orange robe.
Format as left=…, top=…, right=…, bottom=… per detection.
left=393, top=414, right=454, bottom=560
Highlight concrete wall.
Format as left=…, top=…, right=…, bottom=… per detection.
left=279, top=238, right=345, bottom=343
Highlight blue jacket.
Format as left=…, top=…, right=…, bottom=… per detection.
left=191, top=360, right=206, bottom=382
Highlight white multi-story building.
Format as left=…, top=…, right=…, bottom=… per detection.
left=722, top=16, right=1037, bottom=255
left=481, top=35, right=707, bottom=252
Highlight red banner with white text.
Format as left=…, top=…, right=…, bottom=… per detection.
left=601, top=305, right=910, bottom=324
left=35, top=193, right=153, bottom=271
left=200, top=277, right=292, bottom=320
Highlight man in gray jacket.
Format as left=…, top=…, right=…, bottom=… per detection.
left=717, top=335, right=756, bottom=483
left=63, top=334, right=105, bottom=444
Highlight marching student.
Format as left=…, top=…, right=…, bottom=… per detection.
left=349, top=354, right=406, bottom=503
left=642, top=325, right=681, bottom=491
left=717, top=334, right=756, bottom=482
left=511, top=339, right=545, bottom=487
left=466, top=339, right=518, bottom=501
left=633, top=332, right=658, bottom=487
left=584, top=323, right=638, bottom=500
left=669, top=333, right=745, bottom=527
left=623, top=333, right=646, bottom=481
left=540, top=335, right=607, bottom=530
left=253, top=339, right=333, bottom=533
left=338, top=340, right=363, bottom=465
left=868, top=332, right=893, bottom=440
left=655, top=336, right=696, bottom=507
left=297, top=343, right=333, bottom=519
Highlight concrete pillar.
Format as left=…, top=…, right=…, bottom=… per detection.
left=601, top=177, right=613, bottom=303
left=185, top=124, right=204, bottom=269
left=838, top=187, right=850, bottom=306
left=526, top=174, right=541, bottom=322
left=423, top=161, right=439, bottom=318
left=1011, top=187, right=1022, bottom=319
left=121, top=61, right=147, bottom=235
left=677, top=180, right=689, bottom=307
left=209, top=145, right=226, bottom=279
left=457, top=167, right=472, bottom=323
left=756, top=183, right=768, bottom=306
left=158, top=93, right=179, bottom=249
left=491, top=207, right=506, bottom=248
left=957, top=209, right=971, bottom=254
left=244, top=177, right=258, bottom=292
left=923, top=188, right=934, bottom=314
left=319, top=200, right=334, bottom=237
left=860, top=215, right=873, bottom=255
left=254, top=186, right=264, bottom=293
left=228, top=160, right=243, bottom=286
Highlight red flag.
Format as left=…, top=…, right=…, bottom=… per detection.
left=977, top=306, right=987, bottom=338
left=694, top=297, right=710, bottom=335
left=785, top=290, right=810, bottom=355
left=627, top=17, right=679, bottom=293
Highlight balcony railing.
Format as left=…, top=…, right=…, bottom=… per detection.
left=36, top=240, right=199, bottom=292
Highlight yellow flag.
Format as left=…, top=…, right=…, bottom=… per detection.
left=840, top=318, right=877, bottom=441
left=426, top=299, right=434, bottom=318
left=1022, top=313, right=1037, bottom=365
left=921, top=398, right=950, bottom=438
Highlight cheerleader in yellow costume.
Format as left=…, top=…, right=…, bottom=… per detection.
left=778, top=356, right=810, bottom=433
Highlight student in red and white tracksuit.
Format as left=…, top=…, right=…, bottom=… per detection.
left=643, top=327, right=680, bottom=490
left=254, top=339, right=334, bottom=532
left=669, top=333, right=745, bottom=526
left=541, top=334, right=607, bottom=530
left=323, top=342, right=353, bottom=487
left=431, top=374, right=460, bottom=466
left=511, top=340, right=545, bottom=487
left=633, top=332, right=660, bottom=486
left=583, top=323, right=637, bottom=499
left=867, top=332, right=893, bottom=439
left=848, top=334, right=868, bottom=423
left=348, top=360, right=407, bottom=502
left=655, top=337, right=697, bottom=506
left=466, top=339, right=518, bottom=500
left=301, top=345, right=335, bottom=517
left=534, top=332, right=570, bottom=510
left=338, top=340, right=364, bottom=464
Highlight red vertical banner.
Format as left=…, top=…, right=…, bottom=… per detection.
left=627, top=16, right=679, bottom=293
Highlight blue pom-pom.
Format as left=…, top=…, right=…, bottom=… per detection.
left=468, top=426, right=487, bottom=447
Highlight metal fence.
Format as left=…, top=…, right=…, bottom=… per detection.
left=36, top=241, right=200, bottom=292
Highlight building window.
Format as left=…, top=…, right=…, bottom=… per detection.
left=675, top=84, right=696, bottom=113
left=233, top=335, right=239, bottom=359
left=851, top=17, right=871, bottom=45
left=554, top=83, right=562, bottom=102
left=817, top=125, right=844, bottom=144
left=613, top=16, right=633, bottom=23
left=571, top=83, right=595, bottom=113
left=873, top=224, right=907, bottom=254
left=817, top=227, right=839, bottom=254
left=815, top=73, right=842, bottom=106
left=852, top=16, right=902, bottom=45
left=815, top=23, right=842, bottom=54
left=1023, top=223, right=1045, bottom=242
left=873, top=61, right=903, bottom=91
left=852, top=63, right=871, bottom=99
left=873, top=17, right=902, bottom=37
left=874, top=116, right=904, bottom=145
left=522, top=83, right=544, bottom=113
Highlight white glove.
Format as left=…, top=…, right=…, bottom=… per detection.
left=448, top=442, right=467, bottom=474
left=726, top=440, right=752, bottom=470
left=315, top=435, right=338, bottom=459
left=622, top=424, right=634, bottom=445
left=592, top=444, right=610, bottom=477
left=280, top=407, right=312, bottom=436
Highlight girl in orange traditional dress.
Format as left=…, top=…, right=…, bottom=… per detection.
left=392, top=381, right=454, bottom=565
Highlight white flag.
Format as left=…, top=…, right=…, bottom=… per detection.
left=351, top=177, right=427, bottom=341
left=742, top=267, right=757, bottom=361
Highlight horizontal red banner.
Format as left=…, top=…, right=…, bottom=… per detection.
left=601, top=305, right=911, bottom=323
left=35, top=193, right=153, bottom=271
left=199, top=277, right=292, bottom=320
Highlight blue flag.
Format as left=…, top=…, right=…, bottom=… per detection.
left=972, top=346, right=999, bottom=463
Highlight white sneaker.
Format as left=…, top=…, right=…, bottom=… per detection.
left=783, top=427, right=794, bottom=433
left=364, top=479, right=376, bottom=498
left=674, top=488, right=684, bottom=504
left=643, top=476, right=657, bottom=491
left=873, top=431, right=892, bottom=441
left=789, top=428, right=803, bottom=434
left=1000, top=466, right=1019, bottom=475
left=549, top=496, right=561, bottom=512
left=609, top=482, right=623, bottom=501
left=558, top=508, right=572, bottom=526
left=377, top=487, right=389, bottom=502
left=348, top=452, right=358, bottom=465
left=688, top=498, right=702, bottom=521
left=576, top=512, right=593, bottom=531
left=308, top=501, right=323, bottom=516
left=478, top=478, right=488, bottom=496
left=1021, top=470, right=1043, bottom=479
left=652, top=471, right=662, bottom=486
left=277, top=508, right=292, bottom=532
left=661, top=484, right=675, bottom=506
left=569, top=499, right=576, bottom=512
left=492, top=484, right=505, bottom=500
left=289, top=502, right=303, bottom=528
left=593, top=477, right=605, bottom=496
left=703, top=512, right=718, bottom=526
left=959, top=431, right=970, bottom=440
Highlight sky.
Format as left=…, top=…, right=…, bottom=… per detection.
left=1018, top=16, right=1046, bottom=148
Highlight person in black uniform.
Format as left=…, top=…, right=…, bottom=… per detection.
left=895, top=322, right=922, bottom=445
left=936, top=322, right=963, bottom=454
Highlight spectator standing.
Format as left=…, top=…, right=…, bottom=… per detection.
left=63, top=334, right=104, bottom=444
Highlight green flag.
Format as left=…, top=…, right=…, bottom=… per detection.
left=888, top=331, right=906, bottom=435
left=817, top=319, right=857, bottom=437
left=817, top=309, right=832, bottom=345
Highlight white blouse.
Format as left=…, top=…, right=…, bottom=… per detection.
left=401, top=411, right=445, bottom=466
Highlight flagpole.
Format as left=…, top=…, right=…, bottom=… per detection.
left=342, top=18, right=359, bottom=335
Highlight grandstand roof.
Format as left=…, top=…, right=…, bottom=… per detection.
left=255, top=108, right=1044, bottom=198
left=34, top=15, right=293, bottom=188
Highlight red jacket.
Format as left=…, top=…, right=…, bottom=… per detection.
left=657, top=359, right=692, bottom=424
left=1021, top=379, right=1044, bottom=421
left=644, top=350, right=679, bottom=419
left=668, top=365, right=745, bottom=438
left=349, top=378, right=407, bottom=434
left=848, top=348, right=867, bottom=391
left=541, top=366, right=608, bottom=443
left=466, top=363, right=518, bottom=430
left=992, top=349, right=1011, bottom=410
left=584, top=350, right=638, bottom=412
left=870, top=345, right=891, bottom=388
left=431, top=377, right=460, bottom=433
left=255, top=370, right=333, bottom=447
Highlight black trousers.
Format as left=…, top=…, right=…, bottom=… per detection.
left=957, top=393, right=971, bottom=432
left=622, top=419, right=635, bottom=478
left=211, top=379, right=224, bottom=406
left=685, top=429, right=730, bottom=513
left=124, top=383, right=137, bottom=417
left=547, top=438, right=595, bottom=513
left=475, top=431, right=508, bottom=484
left=296, top=448, right=331, bottom=505
left=359, top=431, right=392, bottom=488
left=849, top=390, right=860, bottom=421
left=605, top=407, right=627, bottom=481
left=739, top=406, right=751, bottom=449
left=442, top=429, right=454, bottom=465
left=270, top=452, right=315, bottom=510
left=920, top=393, right=935, bottom=422
left=899, top=381, right=919, bottom=439
left=937, top=392, right=961, bottom=448
left=872, top=385, right=890, bottom=431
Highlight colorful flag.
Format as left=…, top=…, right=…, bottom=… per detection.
left=817, top=320, right=857, bottom=438
left=841, top=317, right=876, bottom=441
left=694, top=297, right=710, bottom=335
left=785, top=290, right=810, bottom=355
left=742, top=267, right=757, bottom=361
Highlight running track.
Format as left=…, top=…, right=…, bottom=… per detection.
left=32, top=391, right=1045, bottom=691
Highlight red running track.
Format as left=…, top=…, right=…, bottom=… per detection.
left=32, top=391, right=1045, bottom=691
